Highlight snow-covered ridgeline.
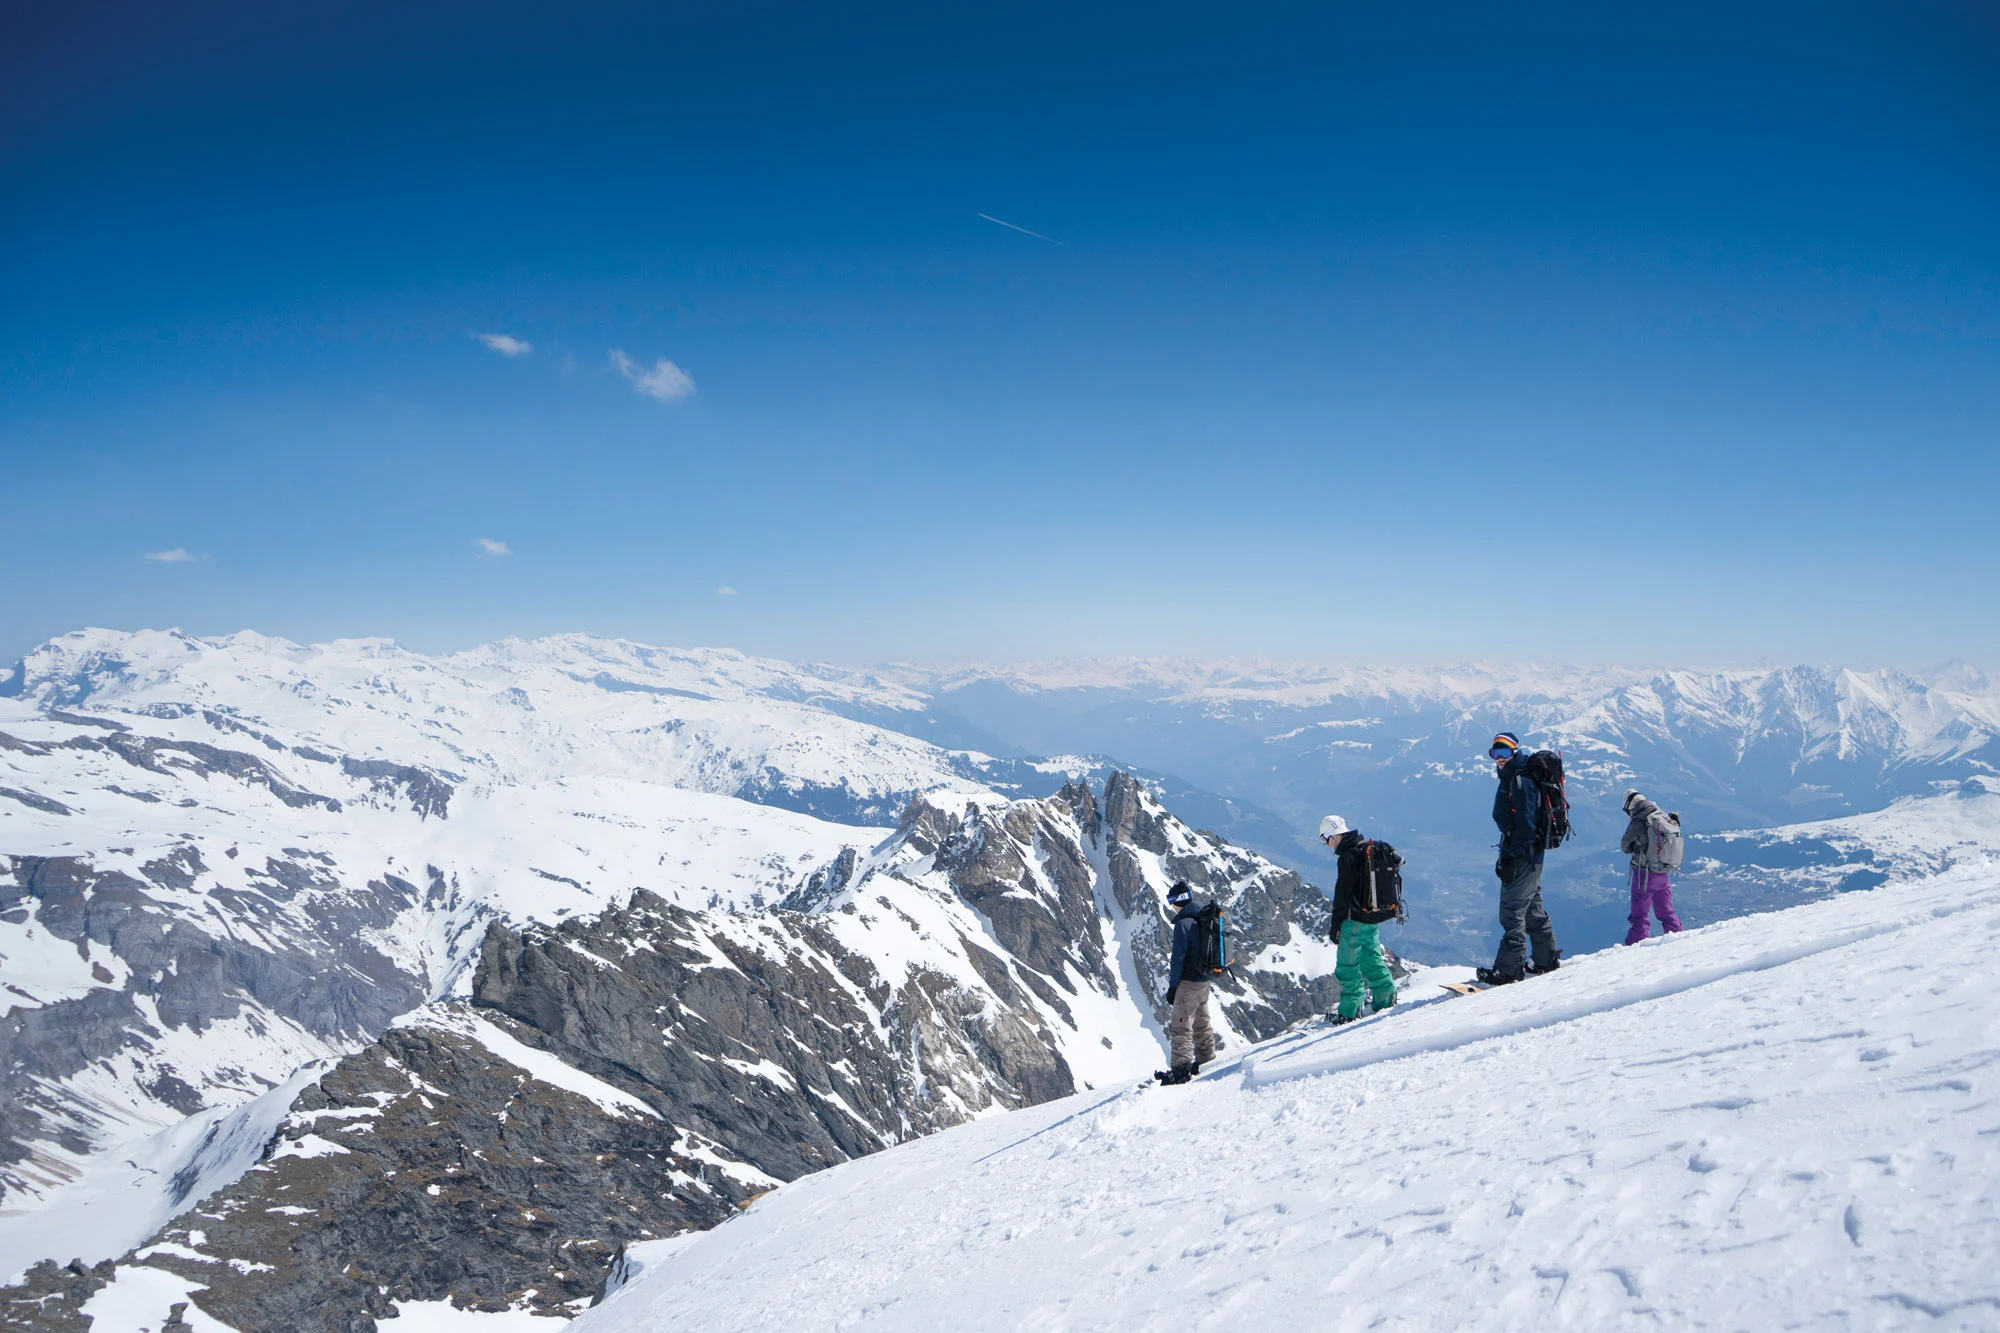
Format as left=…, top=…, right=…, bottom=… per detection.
left=583, top=863, right=2000, bottom=1332
left=911, top=654, right=2000, bottom=746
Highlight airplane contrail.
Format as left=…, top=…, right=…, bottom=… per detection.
left=978, top=213, right=1065, bottom=245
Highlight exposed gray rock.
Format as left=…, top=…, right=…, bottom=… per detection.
left=0, top=787, right=70, bottom=815
left=338, top=757, right=455, bottom=819
left=0, top=1258, right=114, bottom=1333
left=0, top=854, right=429, bottom=1203
left=63, top=733, right=341, bottom=811
left=121, top=1010, right=731, bottom=1331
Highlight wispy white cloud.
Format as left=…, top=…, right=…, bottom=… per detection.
left=477, top=333, right=533, bottom=357
left=143, top=548, right=201, bottom=563
left=714, top=585, right=738, bottom=597
left=475, top=538, right=513, bottom=557
left=610, top=350, right=695, bottom=403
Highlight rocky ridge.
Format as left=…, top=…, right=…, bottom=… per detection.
left=0, top=774, right=1354, bottom=1329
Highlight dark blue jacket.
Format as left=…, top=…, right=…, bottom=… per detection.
left=1167, top=904, right=1201, bottom=987
left=1493, top=752, right=1545, bottom=865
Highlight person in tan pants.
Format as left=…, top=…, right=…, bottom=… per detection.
left=1157, top=882, right=1216, bottom=1085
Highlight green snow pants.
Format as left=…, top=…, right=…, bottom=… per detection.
left=1335, top=921, right=1396, bottom=1019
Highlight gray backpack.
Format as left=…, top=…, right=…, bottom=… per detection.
left=1644, top=809, right=1685, bottom=872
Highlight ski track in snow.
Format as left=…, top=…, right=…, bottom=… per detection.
left=582, top=866, right=2000, bottom=1332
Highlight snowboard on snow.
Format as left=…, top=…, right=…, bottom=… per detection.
left=1438, top=981, right=1488, bottom=997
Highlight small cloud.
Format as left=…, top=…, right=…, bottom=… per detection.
left=477, top=333, right=533, bottom=357
left=475, top=538, right=512, bottom=557
left=610, top=349, right=695, bottom=403
left=143, top=548, right=201, bottom=563
left=714, top=585, right=738, bottom=597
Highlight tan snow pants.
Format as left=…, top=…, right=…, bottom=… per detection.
left=1169, top=979, right=1216, bottom=1067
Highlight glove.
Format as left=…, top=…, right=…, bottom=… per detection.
left=1166, top=984, right=1179, bottom=1005
left=1495, top=856, right=1513, bottom=882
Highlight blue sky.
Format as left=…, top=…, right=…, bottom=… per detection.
left=3, top=0, right=1996, bottom=668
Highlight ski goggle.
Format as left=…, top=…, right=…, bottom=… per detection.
left=1488, top=737, right=1519, bottom=760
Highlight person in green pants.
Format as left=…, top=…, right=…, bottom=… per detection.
left=1319, top=814, right=1398, bottom=1025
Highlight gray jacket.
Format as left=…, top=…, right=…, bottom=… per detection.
left=1620, top=796, right=1661, bottom=867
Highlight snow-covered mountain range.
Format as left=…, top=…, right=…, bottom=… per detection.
left=894, top=657, right=2000, bottom=954
left=1, top=628, right=1994, bottom=1330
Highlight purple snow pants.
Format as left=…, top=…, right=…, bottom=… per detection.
left=1624, top=867, right=1683, bottom=944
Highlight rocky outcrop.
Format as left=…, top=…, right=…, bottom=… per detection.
left=0, top=853, right=431, bottom=1202
left=107, top=1009, right=735, bottom=1331
left=0, top=1258, right=114, bottom=1333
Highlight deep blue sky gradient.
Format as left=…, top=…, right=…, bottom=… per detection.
left=3, top=1, right=1997, bottom=666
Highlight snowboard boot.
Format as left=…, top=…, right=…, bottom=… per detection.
left=1475, top=966, right=1524, bottom=986
left=1167, top=1061, right=1195, bottom=1085
left=1526, top=953, right=1562, bottom=976
left=1327, top=1013, right=1360, bottom=1027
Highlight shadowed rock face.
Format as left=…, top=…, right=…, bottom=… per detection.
left=108, top=1010, right=738, bottom=1332
left=0, top=775, right=1352, bottom=1330
left=0, top=855, right=427, bottom=1201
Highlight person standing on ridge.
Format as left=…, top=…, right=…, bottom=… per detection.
left=1320, top=814, right=1399, bottom=1026
left=1156, top=882, right=1217, bottom=1085
left=1620, top=789, right=1685, bottom=943
left=1479, top=732, right=1561, bottom=985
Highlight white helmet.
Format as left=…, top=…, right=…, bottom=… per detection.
left=1318, top=814, right=1349, bottom=842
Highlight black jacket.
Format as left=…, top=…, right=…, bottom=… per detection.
left=1492, top=752, right=1545, bottom=865
left=1328, top=830, right=1399, bottom=936
left=1167, top=904, right=1202, bottom=987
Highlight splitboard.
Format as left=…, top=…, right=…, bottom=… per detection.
left=1438, top=981, right=1488, bottom=997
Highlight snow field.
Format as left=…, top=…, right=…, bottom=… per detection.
left=581, top=867, right=2000, bottom=1332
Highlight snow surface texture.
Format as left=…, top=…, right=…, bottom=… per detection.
left=583, top=864, right=2000, bottom=1332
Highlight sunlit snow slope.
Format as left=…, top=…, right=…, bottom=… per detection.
left=584, top=865, right=2000, bottom=1333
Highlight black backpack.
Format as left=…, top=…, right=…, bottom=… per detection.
left=1360, top=839, right=1406, bottom=923
left=1188, top=901, right=1229, bottom=976
left=1520, top=750, right=1573, bottom=850
left=1332, top=840, right=1405, bottom=929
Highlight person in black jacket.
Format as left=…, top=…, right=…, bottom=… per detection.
left=1320, top=815, right=1397, bottom=1025
left=1478, top=732, right=1560, bottom=985
left=1157, top=882, right=1216, bottom=1085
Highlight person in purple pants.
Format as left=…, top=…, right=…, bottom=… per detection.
left=1619, top=789, right=1684, bottom=944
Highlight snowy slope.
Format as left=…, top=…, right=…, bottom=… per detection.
left=583, top=864, right=2000, bottom=1332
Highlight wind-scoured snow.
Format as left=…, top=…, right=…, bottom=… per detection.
left=581, top=865, right=2000, bottom=1332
